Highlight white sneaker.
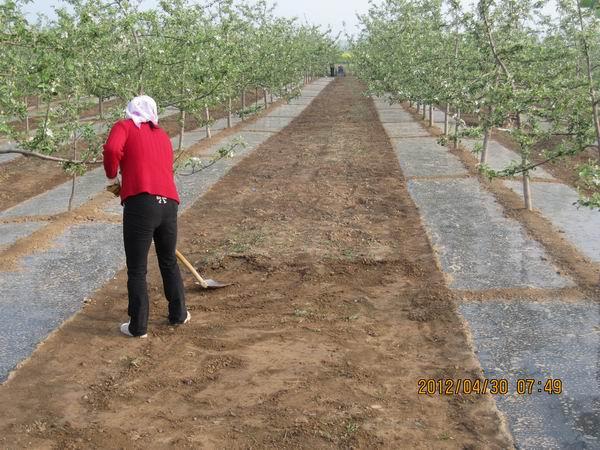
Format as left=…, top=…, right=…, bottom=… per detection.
left=120, top=322, right=148, bottom=338
left=170, top=311, right=191, bottom=326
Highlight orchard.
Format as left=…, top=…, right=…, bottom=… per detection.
left=352, top=0, right=600, bottom=209
left=0, top=0, right=337, bottom=169
left=0, top=0, right=598, bottom=448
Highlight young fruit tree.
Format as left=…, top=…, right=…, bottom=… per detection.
left=352, top=0, right=600, bottom=210
left=0, top=0, right=336, bottom=210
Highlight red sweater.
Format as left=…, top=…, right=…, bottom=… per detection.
left=103, top=119, right=180, bottom=204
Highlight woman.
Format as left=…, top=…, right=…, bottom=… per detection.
left=103, top=95, right=189, bottom=338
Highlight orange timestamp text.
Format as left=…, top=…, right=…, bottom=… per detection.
left=417, top=378, right=563, bottom=395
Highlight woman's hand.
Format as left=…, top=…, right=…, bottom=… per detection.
left=106, top=178, right=121, bottom=196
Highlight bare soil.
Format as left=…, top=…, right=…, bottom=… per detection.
left=0, top=78, right=512, bottom=449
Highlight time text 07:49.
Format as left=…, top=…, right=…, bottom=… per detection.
left=417, top=378, right=563, bottom=395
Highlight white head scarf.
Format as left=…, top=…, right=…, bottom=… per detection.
left=125, top=95, right=159, bottom=128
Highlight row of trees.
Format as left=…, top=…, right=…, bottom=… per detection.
left=1, top=0, right=338, bottom=172
left=352, top=0, right=600, bottom=209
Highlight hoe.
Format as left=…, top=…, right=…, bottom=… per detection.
left=106, top=184, right=230, bottom=289
left=175, top=249, right=232, bottom=289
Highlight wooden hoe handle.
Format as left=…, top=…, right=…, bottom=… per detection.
left=175, top=249, right=209, bottom=288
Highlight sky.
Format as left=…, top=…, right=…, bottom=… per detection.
left=22, top=0, right=376, bottom=37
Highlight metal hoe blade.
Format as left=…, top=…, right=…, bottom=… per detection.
left=196, top=279, right=233, bottom=289
left=176, top=249, right=232, bottom=290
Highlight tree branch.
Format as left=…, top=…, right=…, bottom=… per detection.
left=495, top=144, right=596, bottom=176
left=479, top=0, right=513, bottom=84
left=0, top=149, right=93, bottom=164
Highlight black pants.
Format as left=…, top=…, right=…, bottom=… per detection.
left=123, top=193, right=186, bottom=336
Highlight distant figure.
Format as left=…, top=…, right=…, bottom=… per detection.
left=337, top=65, right=345, bottom=77
left=330, top=64, right=335, bottom=77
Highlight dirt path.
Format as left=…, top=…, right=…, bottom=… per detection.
left=0, top=77, right=512, bottom=449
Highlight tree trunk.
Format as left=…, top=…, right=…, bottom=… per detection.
left=428, top=104, right=433, bottom=127
left=593, top=103, right=600, bottom=162
left=454, top=108, right=461, bottom=150
left=177, top=109, right=186, bottom=151
left=522, top=169, right=533, bottom=211
left=99, top=96, right=103, bottom=119
left=481, top=104, right=496, bottom=164
left=241, top=90, right=246, bottom=121
left=444, top=103, right=450, bottom=136
left=68, top=176, right=76, bottom=212
left=576, top=0, right=600, bottom=161
left=516, top=110, right=532, bottom=210
left=24, top=96, right=29, bottom=135
left=422, top=104, right=426, bottom=120
left=68, top=130, right=77, bottom=212
left=205, top=106, right=211, bottom=139
left=264, top=89, right=268, bottom=109
left=227, top=97, right=232, bottom=128
left=481, top=127, right=492, bottom=164
left=270, top=92, right=273, bottom=104
left=416, top=103, right=420, bottom=114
